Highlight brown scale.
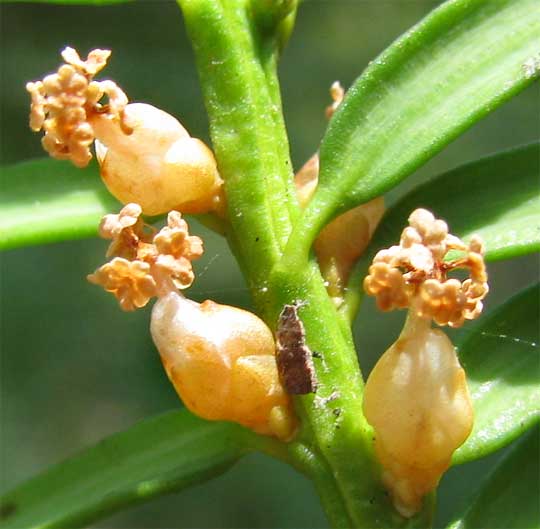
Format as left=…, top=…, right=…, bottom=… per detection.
left=276, top=303, right=318, bottom=395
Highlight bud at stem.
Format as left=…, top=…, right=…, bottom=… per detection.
left=151, top=291, right=297, bottom=441
left=363, top=312, right=473, bottom=517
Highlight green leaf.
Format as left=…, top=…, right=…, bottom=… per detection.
left=373, top=143, right=538, bottom=262
left=0, top=158, right=120, bottom=251
left=284, top=0, right=540, bottom=261
left=0, top=409, right=274, bottom=529
left=342, top=144, right=540, bottom=320
left=448, top=426, right=539, bottom=529
left=452, top=284, right=540, bottom=465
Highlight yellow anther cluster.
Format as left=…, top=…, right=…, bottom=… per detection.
left=363, top=208, right=487, bottom=517
left=88, top=204, right=203, bottom=310
left=88, top=205, right=296, bottom=440
left=153, top=211, right=204, bottom=263
left=27, top=47, right=224, bottom=217
left=325, top=81, right=345, bottom=119
left=61, top=47, right=111, bottom=76
left=364, top=208, right=488, bottom=327
left=364, top=262, right=410, bottom=311
left=99, top=203, right=148, bottom=259
left=89, top=258, right=156, bottom=312
left=26, top=47, right=127, bottom=168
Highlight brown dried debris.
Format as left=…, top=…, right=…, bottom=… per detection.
left=276, top=303, right=318, bottom=395
left=88, top=204, right=203, bottom=310
left=26, top=47, right=128, bottom=167
left=364, top=209, right=488, bottom=327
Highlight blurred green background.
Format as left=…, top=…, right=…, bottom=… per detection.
left=1, top=1, right=538, bottom=527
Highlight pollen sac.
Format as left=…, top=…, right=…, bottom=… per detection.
left=362, top=208, right=486, bottom=517
left=363, top=316, right=473, bottom=517
left=88, top=257, right=156, bottom=311
left=93, top=103, right=224, bottom=216
left=27, top=47, right=225, bottom=217
left=150, top=292, right=297, bottom=441
left=294, top=152, right=384, bottom=306
left=294, top=153, right=319, bottom=209
left=314, top=197, right=384, bottom=305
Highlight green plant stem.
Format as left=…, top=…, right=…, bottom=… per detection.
left=266, top=258, right=435, bottom=528
left=178, top=0, right=437, bottom=526
left=178, top=0, right=299, bottom=292
left=285, top=441, right=354, bottom=528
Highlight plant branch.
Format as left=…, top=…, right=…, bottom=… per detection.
left=178, top=0, right=300, bottom=292
left=178, top=0, right=434, bottom=526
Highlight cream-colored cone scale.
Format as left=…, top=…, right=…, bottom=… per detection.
left=363, top=314, right=473, bottom=517
left=151, top=292, right=296, bottom=441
